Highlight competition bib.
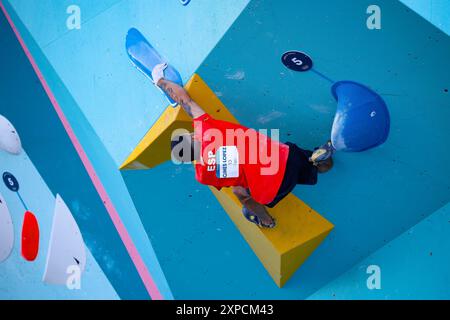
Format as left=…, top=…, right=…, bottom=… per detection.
left=216, top=146, right=239, bottom=178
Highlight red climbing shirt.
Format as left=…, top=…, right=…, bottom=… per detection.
left=193, top=113, right=290, bottom=205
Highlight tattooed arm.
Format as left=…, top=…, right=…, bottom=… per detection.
left=157, top=78, right=205, bottom=118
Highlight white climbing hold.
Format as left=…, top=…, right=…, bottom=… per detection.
left=0, top=114, right=22, bottom=155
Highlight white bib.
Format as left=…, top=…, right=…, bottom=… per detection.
left=216, top=146, right=239, bottom=178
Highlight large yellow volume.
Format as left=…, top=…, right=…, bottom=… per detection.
left=211, top=188, right=333, bottom=287
left=120, top=105, right=192, bottom=170
left=120, top=74, right=334, bottom=287
left=120, top=75, right=239, bottom=170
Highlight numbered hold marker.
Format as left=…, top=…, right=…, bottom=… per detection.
left=2, top=172, right=19, bottom=192
left=281, top=51, right=313, bottom=72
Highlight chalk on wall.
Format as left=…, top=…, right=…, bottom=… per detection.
left=0, top=114, right=22, bottom=155
left=0, top=192, right=14, bottom=263
left=43, top=194, right=86, bottom=285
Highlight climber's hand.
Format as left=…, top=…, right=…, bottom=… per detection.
left=151, top=63, right=168, bottom=86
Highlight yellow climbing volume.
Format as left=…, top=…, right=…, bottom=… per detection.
left=120, top=74, right=334, bottom=287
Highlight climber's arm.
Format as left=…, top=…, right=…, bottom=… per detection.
left=157, top=78, right=205, bottom=119
left=151, top=63, right=205, bottom=118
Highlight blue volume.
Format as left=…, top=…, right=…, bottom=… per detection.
left=331, top=81, right=390, bottom=152
left=126, top=28, right=183, bottom=106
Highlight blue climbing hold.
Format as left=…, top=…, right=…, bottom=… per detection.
left=331, top=81, right=390, bottom=152
left=126, top=28, right=183, bottom=106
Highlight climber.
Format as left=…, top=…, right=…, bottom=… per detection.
left=152, top=63, right=333, bottom=229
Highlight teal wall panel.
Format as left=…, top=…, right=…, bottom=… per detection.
left=400, top=0, right=450, bottom=35
left=3, top=0, right=449, bottom=299
left=308, top=202, right=450, bottom=300
left=0, top=8, right=120, bottom=299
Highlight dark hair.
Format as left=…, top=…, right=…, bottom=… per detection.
left=171, top=134, right=195, bottom=163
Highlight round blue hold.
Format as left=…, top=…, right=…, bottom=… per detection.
left=331, top=81, right=390, bottom=152
left=180, top=0, right=191, bottom=5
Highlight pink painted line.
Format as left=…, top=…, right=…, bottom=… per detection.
left=0, top=1, right=163, bottom=300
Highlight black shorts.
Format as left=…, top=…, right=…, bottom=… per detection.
left=265, top=142, right=318, bottom=208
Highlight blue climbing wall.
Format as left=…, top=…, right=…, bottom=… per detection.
left=2, top=0, right=449, bottom=299
left=308, top=202, right=450, bottom=300
left=1, top=0, right=250, bottom=299
left=400, top=0, right=450, bottom=35
left=191, top=0, right=450, bottom=298
left=0, top=8, right=119, bottom=299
